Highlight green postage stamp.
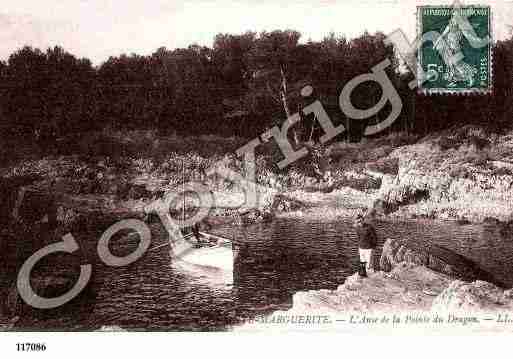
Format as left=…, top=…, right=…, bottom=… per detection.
left=418, top=5, right=492, bottom=94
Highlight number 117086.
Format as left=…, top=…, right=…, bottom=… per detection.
left=16, top=343, right=47, bottom=352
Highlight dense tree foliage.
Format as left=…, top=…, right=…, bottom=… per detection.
left=0, top=31, right=511, bottom=143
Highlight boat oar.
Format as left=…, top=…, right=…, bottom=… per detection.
left=147, top=232, right=195, bottom=252
left=198, top=231, right=231, bottom=244
left=125, top=228, right=231, bottom=252
left=148, top=242, right=172, bottom=252
left=124, top=231, right=195, bottom=252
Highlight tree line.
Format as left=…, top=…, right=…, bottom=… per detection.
left=0, top=30, right=511, bottom=143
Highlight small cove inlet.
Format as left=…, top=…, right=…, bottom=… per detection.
left=14, top=216, right=513, bottom=330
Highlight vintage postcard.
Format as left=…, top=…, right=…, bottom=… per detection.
left=0, top=0, right=513, bottom=355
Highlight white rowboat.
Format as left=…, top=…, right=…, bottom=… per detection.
left=170, top=231, right=234, bottom=286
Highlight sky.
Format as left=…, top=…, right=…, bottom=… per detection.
left=0, top=0, right=512, bottom=65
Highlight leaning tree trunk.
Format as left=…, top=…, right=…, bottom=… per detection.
left=279, top=66, right=300, bottom=145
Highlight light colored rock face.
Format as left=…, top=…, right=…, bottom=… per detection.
left=379, top=238, right=498, bottom=285
left=291, top=263, right=451, bottom=314
left=432, top=280, right=513, bottom=313
left=235, top=263, right=452, bottom=332
left=235, top=263, right=513, bottom=333
left=234, top=263, right=451, bottom=332
left=375, top=137, right=513, bottom=222
left=379, top=237, right=424, bottom=272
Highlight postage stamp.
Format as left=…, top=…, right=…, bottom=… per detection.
left=418, top=5, right=492, bottom=94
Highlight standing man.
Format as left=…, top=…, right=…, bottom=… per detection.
left=354, top=212, right=378, bottom=277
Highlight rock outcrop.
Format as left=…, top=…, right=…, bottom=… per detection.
left=237, top=263, right=513, bottom=332
left=238, top=231, right=511, bottom=332
left=379, top=237, right=500, bottom=286
left=374, top=132, right=513, bottom=222
left=432, top=280, right=513, bottom=313
left=290, top=263, right=451, bottom=314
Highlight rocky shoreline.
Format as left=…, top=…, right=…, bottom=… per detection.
left=2, top=127, right=513, bottom=331
left=237, top=238, right=513, bottom=332
left=2, top=126, right=513, bottom=226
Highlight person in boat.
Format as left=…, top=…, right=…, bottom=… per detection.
left=354, top=211, right=378, bottom=277
left=190, top=220, right=215, bottom=246
left=191, top=222, right=204, bottom=243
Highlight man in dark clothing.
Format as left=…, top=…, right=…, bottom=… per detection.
left=354, top=213, right=378, bottom=277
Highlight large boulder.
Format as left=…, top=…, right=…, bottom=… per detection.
left=379, top=237, right=500, bottom=285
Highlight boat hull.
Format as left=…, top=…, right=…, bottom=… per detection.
left=170, top=232, right=234, bottom=286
